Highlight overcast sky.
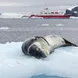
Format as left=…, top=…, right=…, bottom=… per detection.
left=0, top=0, right=78, bottom=13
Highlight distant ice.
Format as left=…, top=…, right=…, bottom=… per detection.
left=1, top=13, right=22, bottom=18
left=0, top=27, right=9, bottom=30
left=41, top=24, right=50, bottom=26
left=0, top=42, right=78, bottom=78
left=55, top=24, right=64, bottom=27
left=70, top=16, right=78, bottom=19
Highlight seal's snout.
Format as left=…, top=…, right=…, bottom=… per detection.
left=29, top=44, right=46, bottom=59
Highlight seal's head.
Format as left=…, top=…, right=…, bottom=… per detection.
left=28, top=44, right=47, bottom=59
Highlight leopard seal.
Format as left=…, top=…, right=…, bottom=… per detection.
left=22, top=35, right=77, bottom=59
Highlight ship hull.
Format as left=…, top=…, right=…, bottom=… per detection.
left=29, top=15, right=71, bottom=19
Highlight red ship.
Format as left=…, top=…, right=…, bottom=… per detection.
left=29, top=8, right=71, bottom=19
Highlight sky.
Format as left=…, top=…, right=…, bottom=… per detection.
left=0, top=0, right=78, bottom=14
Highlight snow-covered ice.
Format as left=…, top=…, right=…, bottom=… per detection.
left=0, top=42, right=78, bottom=78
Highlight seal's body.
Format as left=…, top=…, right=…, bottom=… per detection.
left=22, top=35, right=77, bottom=58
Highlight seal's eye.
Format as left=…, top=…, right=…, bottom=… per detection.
left=36, top=47, right=40, bottom=51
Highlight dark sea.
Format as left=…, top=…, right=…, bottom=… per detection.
left=31, top=75, right=67, bottom=78
left=0, top=18, right=78, bottom=44
left=0, top=18, right=78, bottom=78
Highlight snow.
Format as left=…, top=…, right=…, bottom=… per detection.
left=0, top=42, right=78, bottom=78
left=67, top=5, right=78, bottom=11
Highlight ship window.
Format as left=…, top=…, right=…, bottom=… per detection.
left=40, top=12, right=43, bottom=14
left=51, top=12, right=54, bottom=14
left=44, top=12, right=47, bottom=14
left=55, top=12, right=58, bottom=14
